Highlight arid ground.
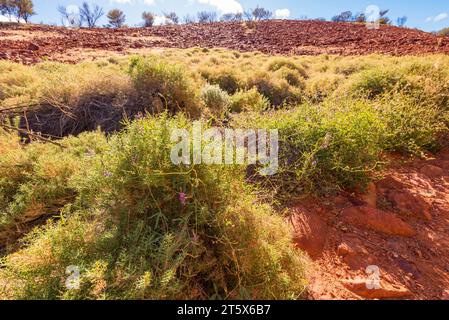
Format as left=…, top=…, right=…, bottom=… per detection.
left=0, top=20, right=448, bottom=300
left=1, top=20, right=449, bottom=64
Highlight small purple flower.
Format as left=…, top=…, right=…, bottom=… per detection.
left=179, top=192, right=187, bottom=205
left=135, top=112, right=144, bottom=120
left=103, top=171, right=113, bottom=178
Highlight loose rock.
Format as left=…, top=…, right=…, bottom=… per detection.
left=342, top=279, right=412, bottom=299
left=342, top=206, right=416, bottom=237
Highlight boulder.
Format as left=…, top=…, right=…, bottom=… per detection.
left=388, top=191, right=432, bottom=221
left=375, top=176, right=405, bottom=195
left=342, top=206, right=416, bottom=237
left=342, top=279, right=412, bottom=299
left=420, top=165, right=444, bottom=178
left=337, top=239, right=373, bottom=270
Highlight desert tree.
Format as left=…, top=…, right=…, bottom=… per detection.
left=243, top=10, right=253, bottom=21
left=79, top=1, right=104, bottom=28
left=183, top=14, right=196, bottom=24
left=437, top=28, right=449, bottom=36
left=396, top=15, right=407, bottom=27
left=252, top=6, right=272, bottom=21
left=15, top=0, right=35, bottom=23
left=107, top=8, right=126, bottom=28
left=142, top=11, right=155, bottom=27
left=1, top=0, right=35, bottom=23
left=58, top=5, right=82, bottom=27
left=378, top=9, right=391, bottom=25
left=0, top=0, right=15, bottom=20
left=354, top=12, right=366, bottom=23
left=233, top=12, right=243, bottom=22
left=163, top=11, right=179, bottom=24
left=332, top=11, right=353, bottom=22
left=220, top=13, right=243, bottom=22
left=197, top=11, right=217, bottom=23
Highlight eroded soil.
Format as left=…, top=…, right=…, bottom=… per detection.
left=292, top=147, right=449, bottom=300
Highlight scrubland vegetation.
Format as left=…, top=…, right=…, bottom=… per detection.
left=0, top=49, right=448, bottom=299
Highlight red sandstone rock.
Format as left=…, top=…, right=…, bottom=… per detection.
left=337, top=239, right=373, bottom=270
left=420, top=165, right=444, bottom=178
left=375, top=176, right=405, bottom=195
left=389, top=191, right=432, bottom=221
left=342, top=279, right=412, bottom=299
left=342, top=206, right=416, bottom=237
left=289, top=207, right=328, bottom=259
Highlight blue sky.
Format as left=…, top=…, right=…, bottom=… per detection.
left=7, top=0, right=449, bottom=31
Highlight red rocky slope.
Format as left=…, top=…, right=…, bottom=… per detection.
left=1, top=20, right=448, bottom=64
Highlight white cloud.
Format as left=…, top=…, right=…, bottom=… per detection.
left=0, top=15, right=10, bottom=22
left=434, top=12, right=448, bottom=22
left=0, top=14, right=24, bottom=23
left=154, top=15, right=169, bottom=25
left=142, top=0, right=156, bottom=6
left=110, top=0, right=241, bottom=13
left=110, top=0, right=134, bottom=3
left=195, top=0, right=243, bottom=14
left=275, top=9, right=290, bottom=19
left=109, top=0, right=155, bottom=5
left=426, top=12, right=448, bottom=23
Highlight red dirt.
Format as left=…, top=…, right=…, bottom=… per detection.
left=1, top=20, right=449, bottom=64
left=292, top=147, right=449, bottom=300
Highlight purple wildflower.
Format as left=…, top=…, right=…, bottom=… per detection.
left=103, top=171, right=113, bottom=178
left=179, top=192, right=187, bottom=205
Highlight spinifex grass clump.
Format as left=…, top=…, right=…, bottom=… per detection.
left=0, top=126, right=107, bottom=246
left=128, top=56, right=202, bottom=117
left=0, top=60, right=136, bottom=136
left=230, top=88, right=270, bottom=113
left=0, top=113, right=308, bottom=300
left=198, top=66, right=242, bottom=94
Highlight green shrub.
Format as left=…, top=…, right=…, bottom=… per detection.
left=199, top=67, right=242, bottom=94
left=0, top=61, right=41, bottom=103
left=266, top=58, right=308, bottom=79
left=275, top=67, right=306, bottom=88
left=0, top=114, right=308, bottom=300
left=437, top=28, right=449, bottom=36
left=332, top=59, right=369, bottom=76
left=305, top=73, right=345, bottom=103
left=233, top=101, right=384, bottom=195
left=376, top=94, right=447, bottom=154
left=230, top=88, right=270, bottom=113
left=347, top=68, right=406, bottom=99
left=398, top=61, right=449, bottom=110
left=0, top=129, right=107, bottom=238
left=246, top=71, right=303, bottom=106
left=200, top=84, right=231, bottom=117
